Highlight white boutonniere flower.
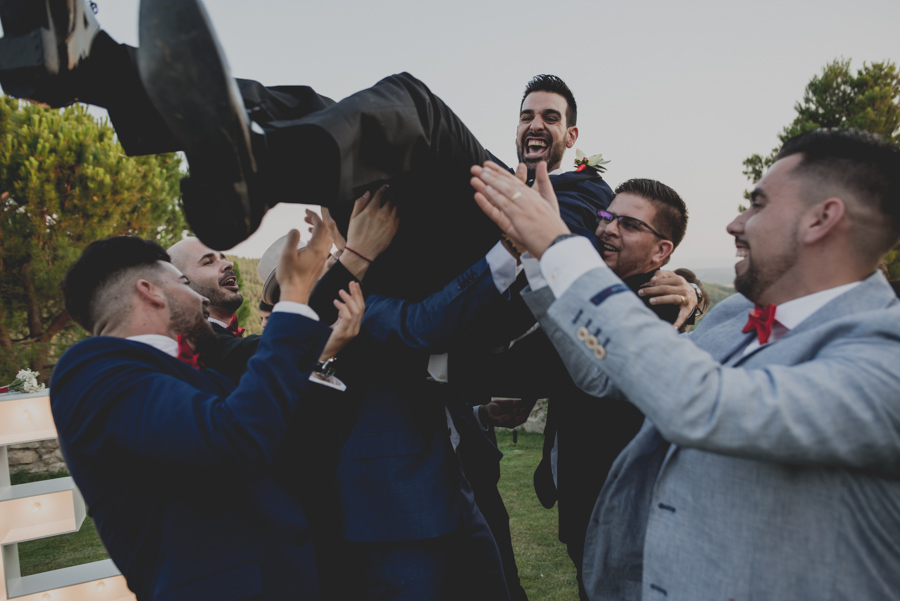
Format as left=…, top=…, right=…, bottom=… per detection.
left=574, top=149, right=611, bottom=174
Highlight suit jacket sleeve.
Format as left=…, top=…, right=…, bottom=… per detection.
left=51, top=312, right=331, bottom=476
left=537, top=267, right=900, bottom=475
left=360, top=256, right=509, bottom=352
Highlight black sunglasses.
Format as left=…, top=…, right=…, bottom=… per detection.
left=597, top=210, right=666, bottom=239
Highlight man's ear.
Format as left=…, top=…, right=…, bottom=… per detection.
left=135, top=279, right=166, bottom=309
left=803, top=197, right=845, bottom=245
left=566, top=126, right=579, bottom=149
left=653, top=239, right=675, bottom=266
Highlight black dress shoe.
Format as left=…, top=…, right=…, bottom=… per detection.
left=137, top=0, right=266, bottom=250
left=0, top=0, right=100, bottom=106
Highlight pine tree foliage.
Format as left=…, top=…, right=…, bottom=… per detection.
left=742, top=58, right=899, bottom=189
left=740, top=59, right=900, bottom=278
left=0, top=98, right=185, bottom=381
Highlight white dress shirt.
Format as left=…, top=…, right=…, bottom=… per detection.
left=428, top=241, right=522, bottom=449
left=127, top=301, right=319, bottom=355
left=742, top=281, right=861, bottom=354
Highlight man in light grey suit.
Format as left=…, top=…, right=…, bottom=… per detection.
left=469, top=128, right=900, bottom=600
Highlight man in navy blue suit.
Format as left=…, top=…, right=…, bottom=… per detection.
left=161, top=193, right=510, bottom=600
left=49, top=226, right=356, bottom=600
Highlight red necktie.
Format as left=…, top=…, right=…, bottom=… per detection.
left=742, top=303, right=777, bottom=344
left=176, top=334, right=204, bottom=370
left=226, top=315, right=245, bottom=337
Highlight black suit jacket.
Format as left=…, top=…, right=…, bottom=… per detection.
left=534, top=271, right=679, bottom=547
left=200, top=322, right=260, bottom=383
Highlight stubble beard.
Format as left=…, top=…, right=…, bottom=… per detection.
left=191, top=281, right=243, bottom=315
left=517, top=137, right=567, bottom=180
left=733, top=245, right=797, bottom=304
left=166, top=292, right=216, bottom=345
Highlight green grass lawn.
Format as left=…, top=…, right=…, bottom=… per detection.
left=12, top=432, right=579, bottom=598
left=496, top=430, right=579, bottom=601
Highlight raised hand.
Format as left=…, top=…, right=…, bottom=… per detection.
left=276, top=213, right=332, bottom=305
left=341, top=185, right=400, bottom=279
left=471, top=161, right=569, bottom=258
left=319, top=281, right=366, bottom=361
left=319, top=206, right=347, bottom=251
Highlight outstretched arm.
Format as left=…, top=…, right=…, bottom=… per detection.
left=309, top=186, right=398, bottom=322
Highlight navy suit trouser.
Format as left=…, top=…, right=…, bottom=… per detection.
left=341, top=470, right=509, bottom=601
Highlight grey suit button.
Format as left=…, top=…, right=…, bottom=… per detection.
left=577, top=326, right=589, bottom=341
left=586, top=335, right=598, bottom=349
left=593, top=345, right=606, bottom=360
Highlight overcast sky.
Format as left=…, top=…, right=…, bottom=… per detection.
left=81, top=0, right=899, bottom=273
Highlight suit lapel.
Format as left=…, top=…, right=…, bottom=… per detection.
left=731, top=272, right=895, bottom=367
left=662, top=272, right=895, bottom=467
left=700, top=310, right=758, bottom=364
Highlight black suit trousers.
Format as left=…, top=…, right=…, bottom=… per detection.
left=90, top=38, right=498, bottom=298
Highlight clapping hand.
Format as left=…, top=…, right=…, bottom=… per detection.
left=471, top=161, right=570, bottom=258
left=340, top=185, right=400, bottom=279
left=319, top=281, right=366, bottom=361
left=276, top=212, right=332, bottom=305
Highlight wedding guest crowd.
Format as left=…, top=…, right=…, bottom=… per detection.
left=3, top=2, right=897, bottom=600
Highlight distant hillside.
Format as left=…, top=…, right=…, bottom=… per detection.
left=692, top=266, right=737, bottom=287
left=705, top=281, right=735, bottom=310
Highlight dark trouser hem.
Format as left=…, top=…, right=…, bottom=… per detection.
left=566, top=538, right=590, bottom=601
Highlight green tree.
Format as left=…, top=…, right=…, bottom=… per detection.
left=741, top=58, right=900, bottom=277
left=0, top=98, right=186, bottom=382
left=742, top=58, right=899, bottom=189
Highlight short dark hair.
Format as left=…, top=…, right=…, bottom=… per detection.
left=258, top=300, right=274, bottom=312
left=614, top=179, right=689, bottom=249
left=521, top=74, right=577, bottom=127
left=776, top=128, right=900, bottom=247
left=63, top=236, right=170, bottom=332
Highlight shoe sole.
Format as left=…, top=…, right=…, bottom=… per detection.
left=137, top=0, right=258, bottom=249
left=0, top=0, right=99, bottom=104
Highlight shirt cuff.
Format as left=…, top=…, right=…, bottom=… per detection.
left=273, top=301, right=319, bottom=322
left=541, top=236, right=606, bottom=299
left=486, top=240, right=521, bottom=293
left=522, top=252, right=547, bottom=291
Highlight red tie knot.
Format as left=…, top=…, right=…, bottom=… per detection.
left=742, top=303, right=777, bottom=344
left=227, top=315, right=245, bottom=337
